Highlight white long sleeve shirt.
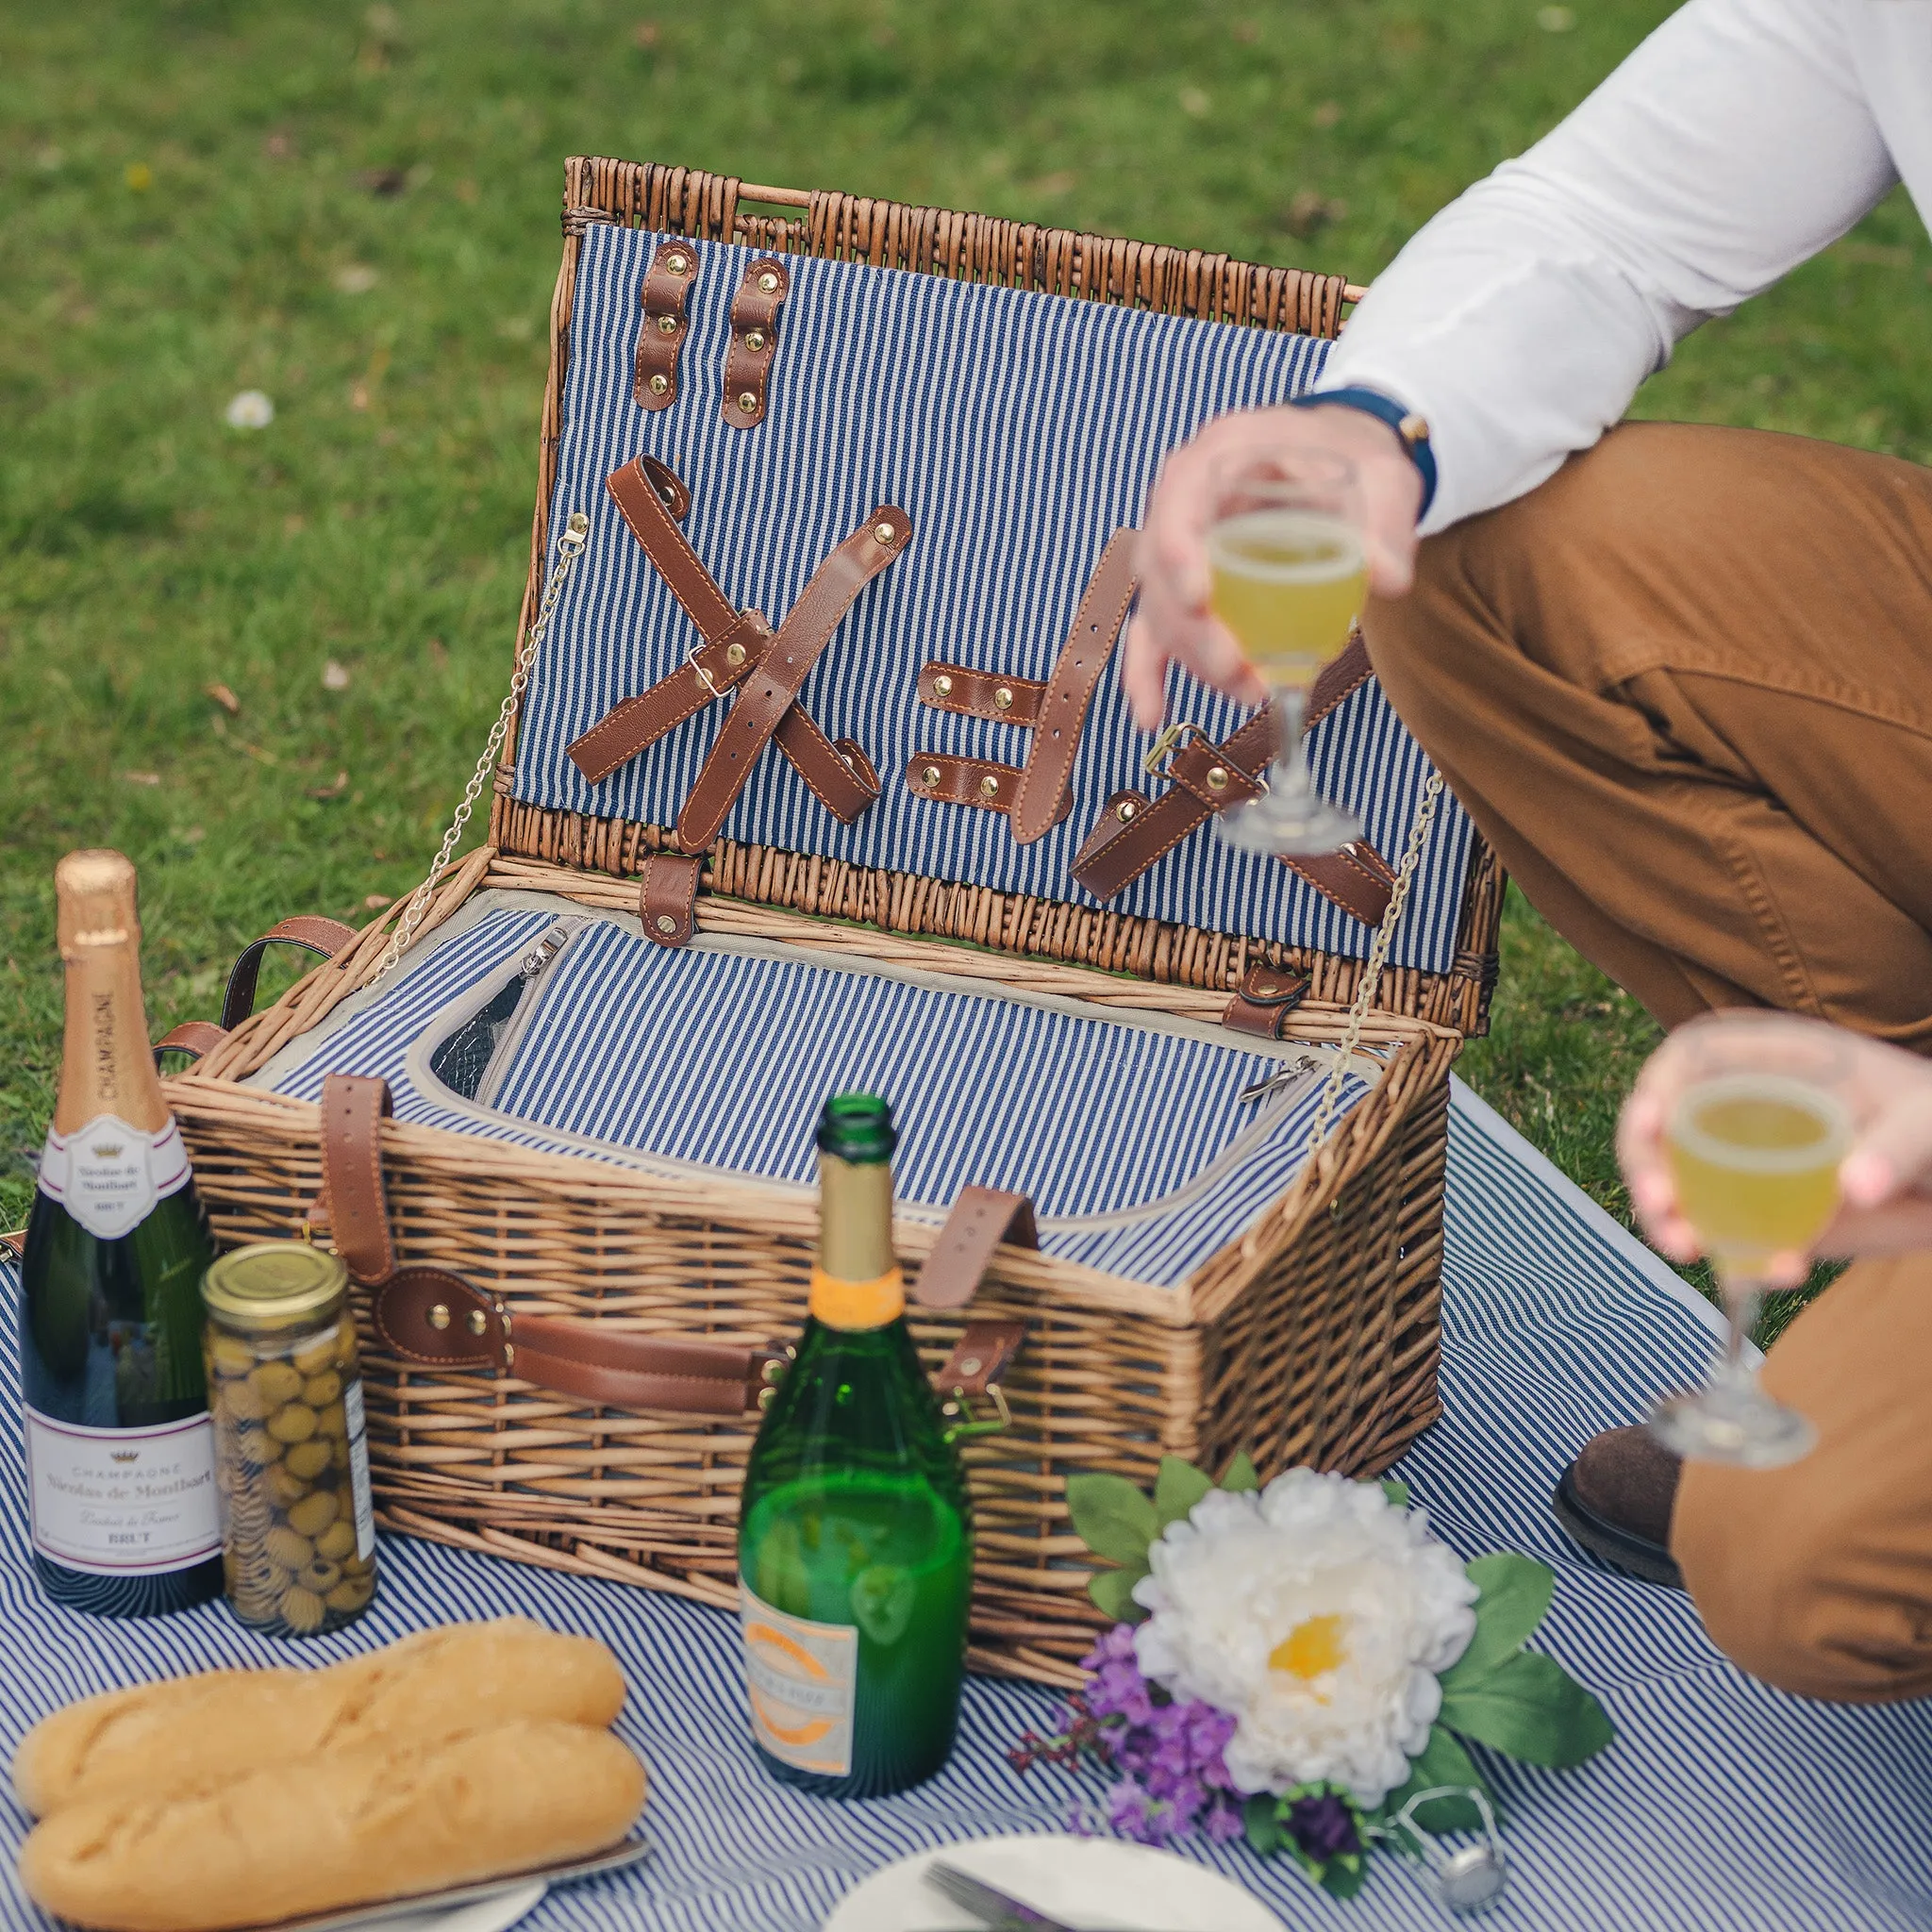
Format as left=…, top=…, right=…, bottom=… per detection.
left=1320, top=0, right=1924, bottom=533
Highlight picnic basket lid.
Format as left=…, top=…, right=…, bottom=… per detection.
left=490, top=161, right=1502, bottom=1033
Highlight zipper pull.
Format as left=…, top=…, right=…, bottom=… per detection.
left=518, top=923, right=575, bottom=977
left=1239, top=1055, right=1324, bottom=1107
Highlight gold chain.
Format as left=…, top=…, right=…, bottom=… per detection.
left=1307, top=770, right=1446, bottom=1150
left=369, top=511, right=590, bottom=988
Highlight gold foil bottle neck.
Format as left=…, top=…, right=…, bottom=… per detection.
left=56, top=849, right=141, bottom=959
left=51, top=848, right=167, bottom=1136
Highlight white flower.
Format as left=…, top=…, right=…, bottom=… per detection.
left=224, top=390, right=275, bottom=429
left=1132, top=1470, right=1479, bottom=1810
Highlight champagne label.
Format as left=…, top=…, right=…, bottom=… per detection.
left=740, top=1581, right=858, bottom=1777
left=25, top=1408, right=220, bottom=1575
left=344, top=1379, right=376, bottom=1561
left=38, top=1115, right=191, bottom=1241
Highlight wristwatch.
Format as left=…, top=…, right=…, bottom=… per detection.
left=1289, top=386, right=1437, bottom=521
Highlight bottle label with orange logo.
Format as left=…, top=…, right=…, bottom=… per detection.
left=740, top=1580, right=858, bottom=1777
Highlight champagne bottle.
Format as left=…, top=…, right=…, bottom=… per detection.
left=19, top=851, right=222, bottom=1615
left=738, top=1094, right=973, bottom=1798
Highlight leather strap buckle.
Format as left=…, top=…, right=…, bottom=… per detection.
left=1141, top=719, right=1208, bottom=781
left=937, top=1317, right=1025, bottom=1442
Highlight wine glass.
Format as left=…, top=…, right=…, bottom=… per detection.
left=1646, top=1018, right=1854, bottom=1468
left=1205, top=450, right=1366, bottom=857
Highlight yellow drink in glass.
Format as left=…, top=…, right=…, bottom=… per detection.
left=1208, top=508, right=1367, bottom=688
left=1665, top=1074, right=1849, bottom=1271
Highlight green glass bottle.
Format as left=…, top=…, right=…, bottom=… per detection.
left=738, top=1094, right=973, bottom=1799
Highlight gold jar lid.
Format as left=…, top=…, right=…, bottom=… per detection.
left=202, top=1241, right=349, bottom=1330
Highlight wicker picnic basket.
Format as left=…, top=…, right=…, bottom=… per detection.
left=160, top=158, right=1502, bottom=1686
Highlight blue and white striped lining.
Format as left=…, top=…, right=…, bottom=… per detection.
left=511, top=224, right=1476, bottom=974
left=5, top=1087, right=1926, bottom=1932
left=259, top=899, right=1369, bottom=1291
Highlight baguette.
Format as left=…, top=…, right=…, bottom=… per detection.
left=18, top=1719, right=647, bottom=1932
left=12, top=1619, right=625, bottom=1818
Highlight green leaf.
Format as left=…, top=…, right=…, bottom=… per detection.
left=1377, top=1724, right=1490, bottom=1838
left=1154, top=1455, right=1214, bottom=1527
left=1242, top=1793, right=1284, bottom=1857
left=1087, top=1557, right=1150, bottom=1623
left=1065, top=1472, right=1158, bottom=1565
left=1220, top=1451, right=1260, bottom=1492
left=1441, top=1651, right=1616, bottom=1768
left=1380, top=1476, right=1411, bottom=1508
left=1319, top=1852, right=1366, bottom=1900
left=1440, top=1554, right=1557, bottom=1690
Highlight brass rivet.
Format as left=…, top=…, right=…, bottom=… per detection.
left=657, top=313, right=678, bottom=336
left=655, top=913, right=677, bottom=935
left=427, top=1304, right=451, bottom=1331
left=758, top=270, right=779, bottom=293
left=503, top=1341, right=516, bottom=1368
left=1117, top=799, right=1140, bottom=822
left=725, top=641, right=746, bottom=666
left=958, top=1356, right=983, bottom=1377
left=745, top=328, right=767, bottom=353
left=921, top=764, right=941, bottom=787
left=664, top=253, right=688, bottom=275
left=737, top=391, right=758, bottom=413
left=933, top=674, right=954, bottom=698
left=874, top=522, right=896, bottom=545
left=979, top=774, right=1000, bottom=798
left=467, top=1308, right=489, bottom=1337
left=993, top=686, right=1014, bottom=711
left=760, top=1357, right=786, bottom=1386
left=648, top=373, right=669, bottom=396
left=1207, top=765, right=1229, bottom=792
left=758, top=1386, right=777, bottom=1411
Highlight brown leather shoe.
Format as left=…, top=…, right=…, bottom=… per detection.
left=1552, top=1425, right=1685, bottom=1588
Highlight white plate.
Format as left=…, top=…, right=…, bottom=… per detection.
left=360, top=1881, right=548, bottom=1932
left=823, top=1834, right=1288, bottom=1932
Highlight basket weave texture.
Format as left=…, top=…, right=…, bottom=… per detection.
left=166, top=161, right=1487, bottom=1684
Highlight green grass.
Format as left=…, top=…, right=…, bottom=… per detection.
left=6, top=0, right=1926, bottom=1328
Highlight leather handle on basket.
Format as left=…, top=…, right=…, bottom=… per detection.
left=369, top=1268, right=786, bottom=1417
left=225, top=916, right=358, bottom=1031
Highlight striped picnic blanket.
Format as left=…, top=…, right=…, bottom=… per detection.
left=2, top=1082, right=1925, bottom=1931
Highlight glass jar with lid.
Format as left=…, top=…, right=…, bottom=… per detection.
left=200, top=1241, right=378, bottom=1636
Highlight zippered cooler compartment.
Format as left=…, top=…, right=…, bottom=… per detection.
left=253, top=893, right=1376, bottom=1289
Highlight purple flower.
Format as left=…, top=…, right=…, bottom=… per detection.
left=1106, top=1778, right=1174, bottom=1844
left=1286, top=1792, right=1362, bottom=1861
left=1205, top=1798, right=1247, bottom=1844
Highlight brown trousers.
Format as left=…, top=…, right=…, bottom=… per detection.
left=1364, top=421, right=1932, bottom=1701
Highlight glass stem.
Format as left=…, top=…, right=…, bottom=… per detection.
left=1270, top=682, right=1312, bottom=802
left=1713, top=1271, right=1764, bottom=1391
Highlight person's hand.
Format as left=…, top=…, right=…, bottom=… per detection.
left=1617, top=1010, right=1932, bottom=1285
left=1122, top=404, right=1424, bottom=730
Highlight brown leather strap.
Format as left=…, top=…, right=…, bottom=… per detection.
left=604, top=456, right=741, bottom=641
left=154, top=1020, right=228, bottom=1067
left=913, top=1186, right=1039, bottom=1311
left=635, top=452, right=691, bottom=522
left=906, top=753, right=1047, bottom=820
left=319, top=1074, right=397, bottom=1286
left=722, top=257, right=789, bottom=431
left=1073, top=633, right=1395, bottom=925
left=223, top=915, right=358, bottom=1031
left=369, top=1268, right=785, bottom=1417
left=675, top=507, right=911, bottom=851
left=569, top=461, right=882, bottom=826
left=634, top=240, right=699, bottom=410
left=936, top=1319, right=1025, bottom=1403
left=1010, top=530, right=1140, bottom=845
left=2, top=1228, right=25, bottom=1260
left=1221, top=962, right=1312, bottom=1039
left=1308, top=629, right=1374, bottom=730
left=567, top=608, right=773, bottom=784
left=640, top=853, right=703, bottom=949
left=917, top=663, right=1045, bottom=727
